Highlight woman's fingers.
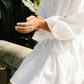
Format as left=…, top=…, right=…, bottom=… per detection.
left=17, top=22, right=27, bottom=26
left=15, top=25, right=35, bottom=33
left=26, top=15, right=36, bottom=21
left=15, top=26, right=31, bottom=30
left=15, top=26, right=40, bottom=32
left=17, top=28, right=33, bottom=34
left=17, top=22, right=31, bottom=26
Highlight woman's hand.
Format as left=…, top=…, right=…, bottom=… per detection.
left=15, top=15, right=50, bottom=34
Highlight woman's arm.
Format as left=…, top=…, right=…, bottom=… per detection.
left=15, top=16, right=50, bottom=33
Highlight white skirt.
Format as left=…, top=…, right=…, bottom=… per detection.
left=10, top=32, right=84, bottom=84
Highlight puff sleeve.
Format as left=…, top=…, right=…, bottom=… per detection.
left=45, top=0, right=84, bottom=40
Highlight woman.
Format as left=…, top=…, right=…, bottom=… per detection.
left=9, top=0, right=84, bottom=84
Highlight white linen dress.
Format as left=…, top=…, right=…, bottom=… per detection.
left=10, top=0, right=84, bottom=84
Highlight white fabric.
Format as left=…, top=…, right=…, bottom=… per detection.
left=10, top=0, right=84, bottom=84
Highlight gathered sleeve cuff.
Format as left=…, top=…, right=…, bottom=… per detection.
left=32, top=29, right=54, bottom=42
left=45, top=11, right=84, bottom=40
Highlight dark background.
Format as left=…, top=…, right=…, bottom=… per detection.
left=0, top=0, right=36, bottom=49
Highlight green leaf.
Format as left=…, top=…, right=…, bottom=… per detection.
left=34, top=0, right=40, bottom=6
left=22, top=0, right=38, bottom=15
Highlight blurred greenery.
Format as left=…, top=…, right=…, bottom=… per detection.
left=22, top=0, right=41, bottom=15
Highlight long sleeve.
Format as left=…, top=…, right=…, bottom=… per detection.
left=45, top=0, right=84, bottom=40
left=33, top=0, right=84, bottom=41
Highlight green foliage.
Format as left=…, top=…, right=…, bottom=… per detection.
left=22, top=0, right=41, bottom=15
left=34, top=0, right=40, bottom=6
